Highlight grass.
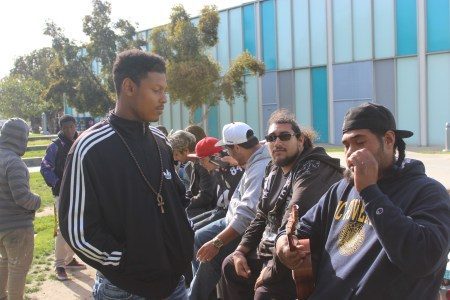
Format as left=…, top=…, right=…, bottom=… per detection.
left=25, top=215, right=55, bottom=296
left=28, top=139, right=51, bottom=147
left=24, top=175, right=56, bottom=296
left=29, top=133, right=44, bottom=137
left=29, top=172, right=54, bottom=211
left=23, top=149, right=46, bottom=159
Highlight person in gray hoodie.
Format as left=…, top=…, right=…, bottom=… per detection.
left=189, top=122, right=271, bottom=300
left=0, top=118, right=41, bottom=300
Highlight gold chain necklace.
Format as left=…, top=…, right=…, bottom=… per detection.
left=111, top=123, right=165, bottom=213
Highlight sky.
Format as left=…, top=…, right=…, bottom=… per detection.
left=0, top=0, right=245, bottom=79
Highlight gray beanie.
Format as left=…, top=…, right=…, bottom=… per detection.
left=0, top=118, right=29, bottom=156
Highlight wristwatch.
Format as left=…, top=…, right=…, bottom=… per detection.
left=212, top=237, right=224, bottom=249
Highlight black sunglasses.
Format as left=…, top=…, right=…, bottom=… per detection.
left=265, top=132, right=298, bottom=143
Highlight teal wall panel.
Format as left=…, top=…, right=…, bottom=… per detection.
left=353, top=0, right=373, bottom=60
left=194, top=107, right=202, bottom=124
left=229, top=8, right=243, bottom=61
left=397, top=57, right=419, bottom=145
left=333, top=0, right=353, bottom=63
left=208, top=105, right=219, bottom=137
left=181, top=104, right=190, bottom=128
left=396, top=0, right=417, bottom=56
left=311, top=67, right=329, bottom=142
left=219, top=100, right=232, bottom=134
left=293, top=0, right=310, bottom=67
left=171, top=102, right=182, bottom=131
left=218, top=11, right=230, bottom=72
left=427, top=54, right=450, bottom=145
left=261, top=0, right=277, bottom=70
left=161, top=98, right=171, bottom=129
left=427, top=0, right=450, bottom=52
left=374, top=0, right=395, bottom=58
left=232, top=95, right=246, bottom=124
left=295, top=69, right=312, bottom=127
left=243, top=4, right=256, bottom=56
left=245, top=76, right=260, bottom=138
left=310, top=0, right=327, bottom=65
left=277, top=0, right=293, bottom=69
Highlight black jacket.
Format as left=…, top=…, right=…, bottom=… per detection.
left=40, top=131, right=78, bottom=196
left=286, top=159, right=450, bottom=299
left=240, top=146, right=343, bottom=259
left=185, top=161, right=217, bottom=218
left=59, top=114, right=194, bottom=298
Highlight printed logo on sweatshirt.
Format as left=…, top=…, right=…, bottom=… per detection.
left=334, top=198, right=371, bottom=256
left=163, top=169, right=172, bottom=180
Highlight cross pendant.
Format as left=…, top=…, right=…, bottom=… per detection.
left=157, top=194, right=165, bottom=213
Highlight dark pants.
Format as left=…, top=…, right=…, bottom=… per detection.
left=222, top=253, right=297, bottom=300
left=221, top=253, right=265, bottom=300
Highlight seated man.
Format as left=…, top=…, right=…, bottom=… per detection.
left=221, top=110, right=342, bottom=299
left=168, top=130, right=197, bottom=190
left=189, top=122, right=271, bottom=300
left=184, top=126, right=217, bottom=218
left=276, top=103, right=450, bottom=299
left=188, top=137, right=244, bottom=231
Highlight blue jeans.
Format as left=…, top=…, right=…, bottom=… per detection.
left=191, top=208, right=226, bottom=231
left=188, top=218, right=241, bottom=300
left=93, top=272, right=187, bottom=300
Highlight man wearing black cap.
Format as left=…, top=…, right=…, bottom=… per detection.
left=275, top=103, right=450, bottom=299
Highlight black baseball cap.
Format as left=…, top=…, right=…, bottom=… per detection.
left=342, top=103, right=413, bottom=139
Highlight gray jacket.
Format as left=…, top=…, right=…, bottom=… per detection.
left=226, top=145, right=271, bottom=235
left=0, top=118, right=41, bottom=232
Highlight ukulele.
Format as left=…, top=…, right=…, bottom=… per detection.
left=286, top=204, right=314, bottom=300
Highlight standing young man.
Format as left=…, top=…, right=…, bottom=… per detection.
left=0, top=118, right=41, bottom=300
left=276, top=103, right=450, bottom=299
left=58, top=49, right=194, bottom=299
left=41, top=115, right=86, bottom=281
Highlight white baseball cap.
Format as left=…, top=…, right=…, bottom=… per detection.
left=215, top=122, right=255, bottom=146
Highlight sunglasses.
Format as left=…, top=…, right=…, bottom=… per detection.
left=265, top=132, right=298, bottom=143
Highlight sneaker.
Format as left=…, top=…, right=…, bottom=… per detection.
left=65, top=258, right=87, bottom=270
left=56, top=267, right=69, bottom=281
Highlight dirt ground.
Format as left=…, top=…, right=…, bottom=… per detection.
left=28, top=263, right=96, bottom=299
left=29, top=208, right=96, bottom=299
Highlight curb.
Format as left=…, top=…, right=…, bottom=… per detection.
left=23, top=157, right=42, bottom=168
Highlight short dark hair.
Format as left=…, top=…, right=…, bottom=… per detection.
left=185, top=125, right=206, bottom=145
left=113, top=49, right=166, bottom=96
left=238, top=135, right=259, bottom=149
left=59, top=115, right=76, bottom=127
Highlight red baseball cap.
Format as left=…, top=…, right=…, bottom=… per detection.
left=188, top=137, right=223, bottom=159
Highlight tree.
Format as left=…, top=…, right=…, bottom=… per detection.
left=44, top=0, right=146, bottom=117
left=151, top=5, right=265, bottom=123
left=0, top=76, right=48, bottom=131
left=11, top=47, right=56, bottom=86
left=11, top=47, right=61, bottom=132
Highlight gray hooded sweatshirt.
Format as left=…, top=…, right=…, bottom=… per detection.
left=226, top=144, right=271, bottom=234
left=0, top=118, right=41, bottom=232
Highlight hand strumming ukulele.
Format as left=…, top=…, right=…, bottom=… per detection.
left=286, top=204, right=314, bottom=300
